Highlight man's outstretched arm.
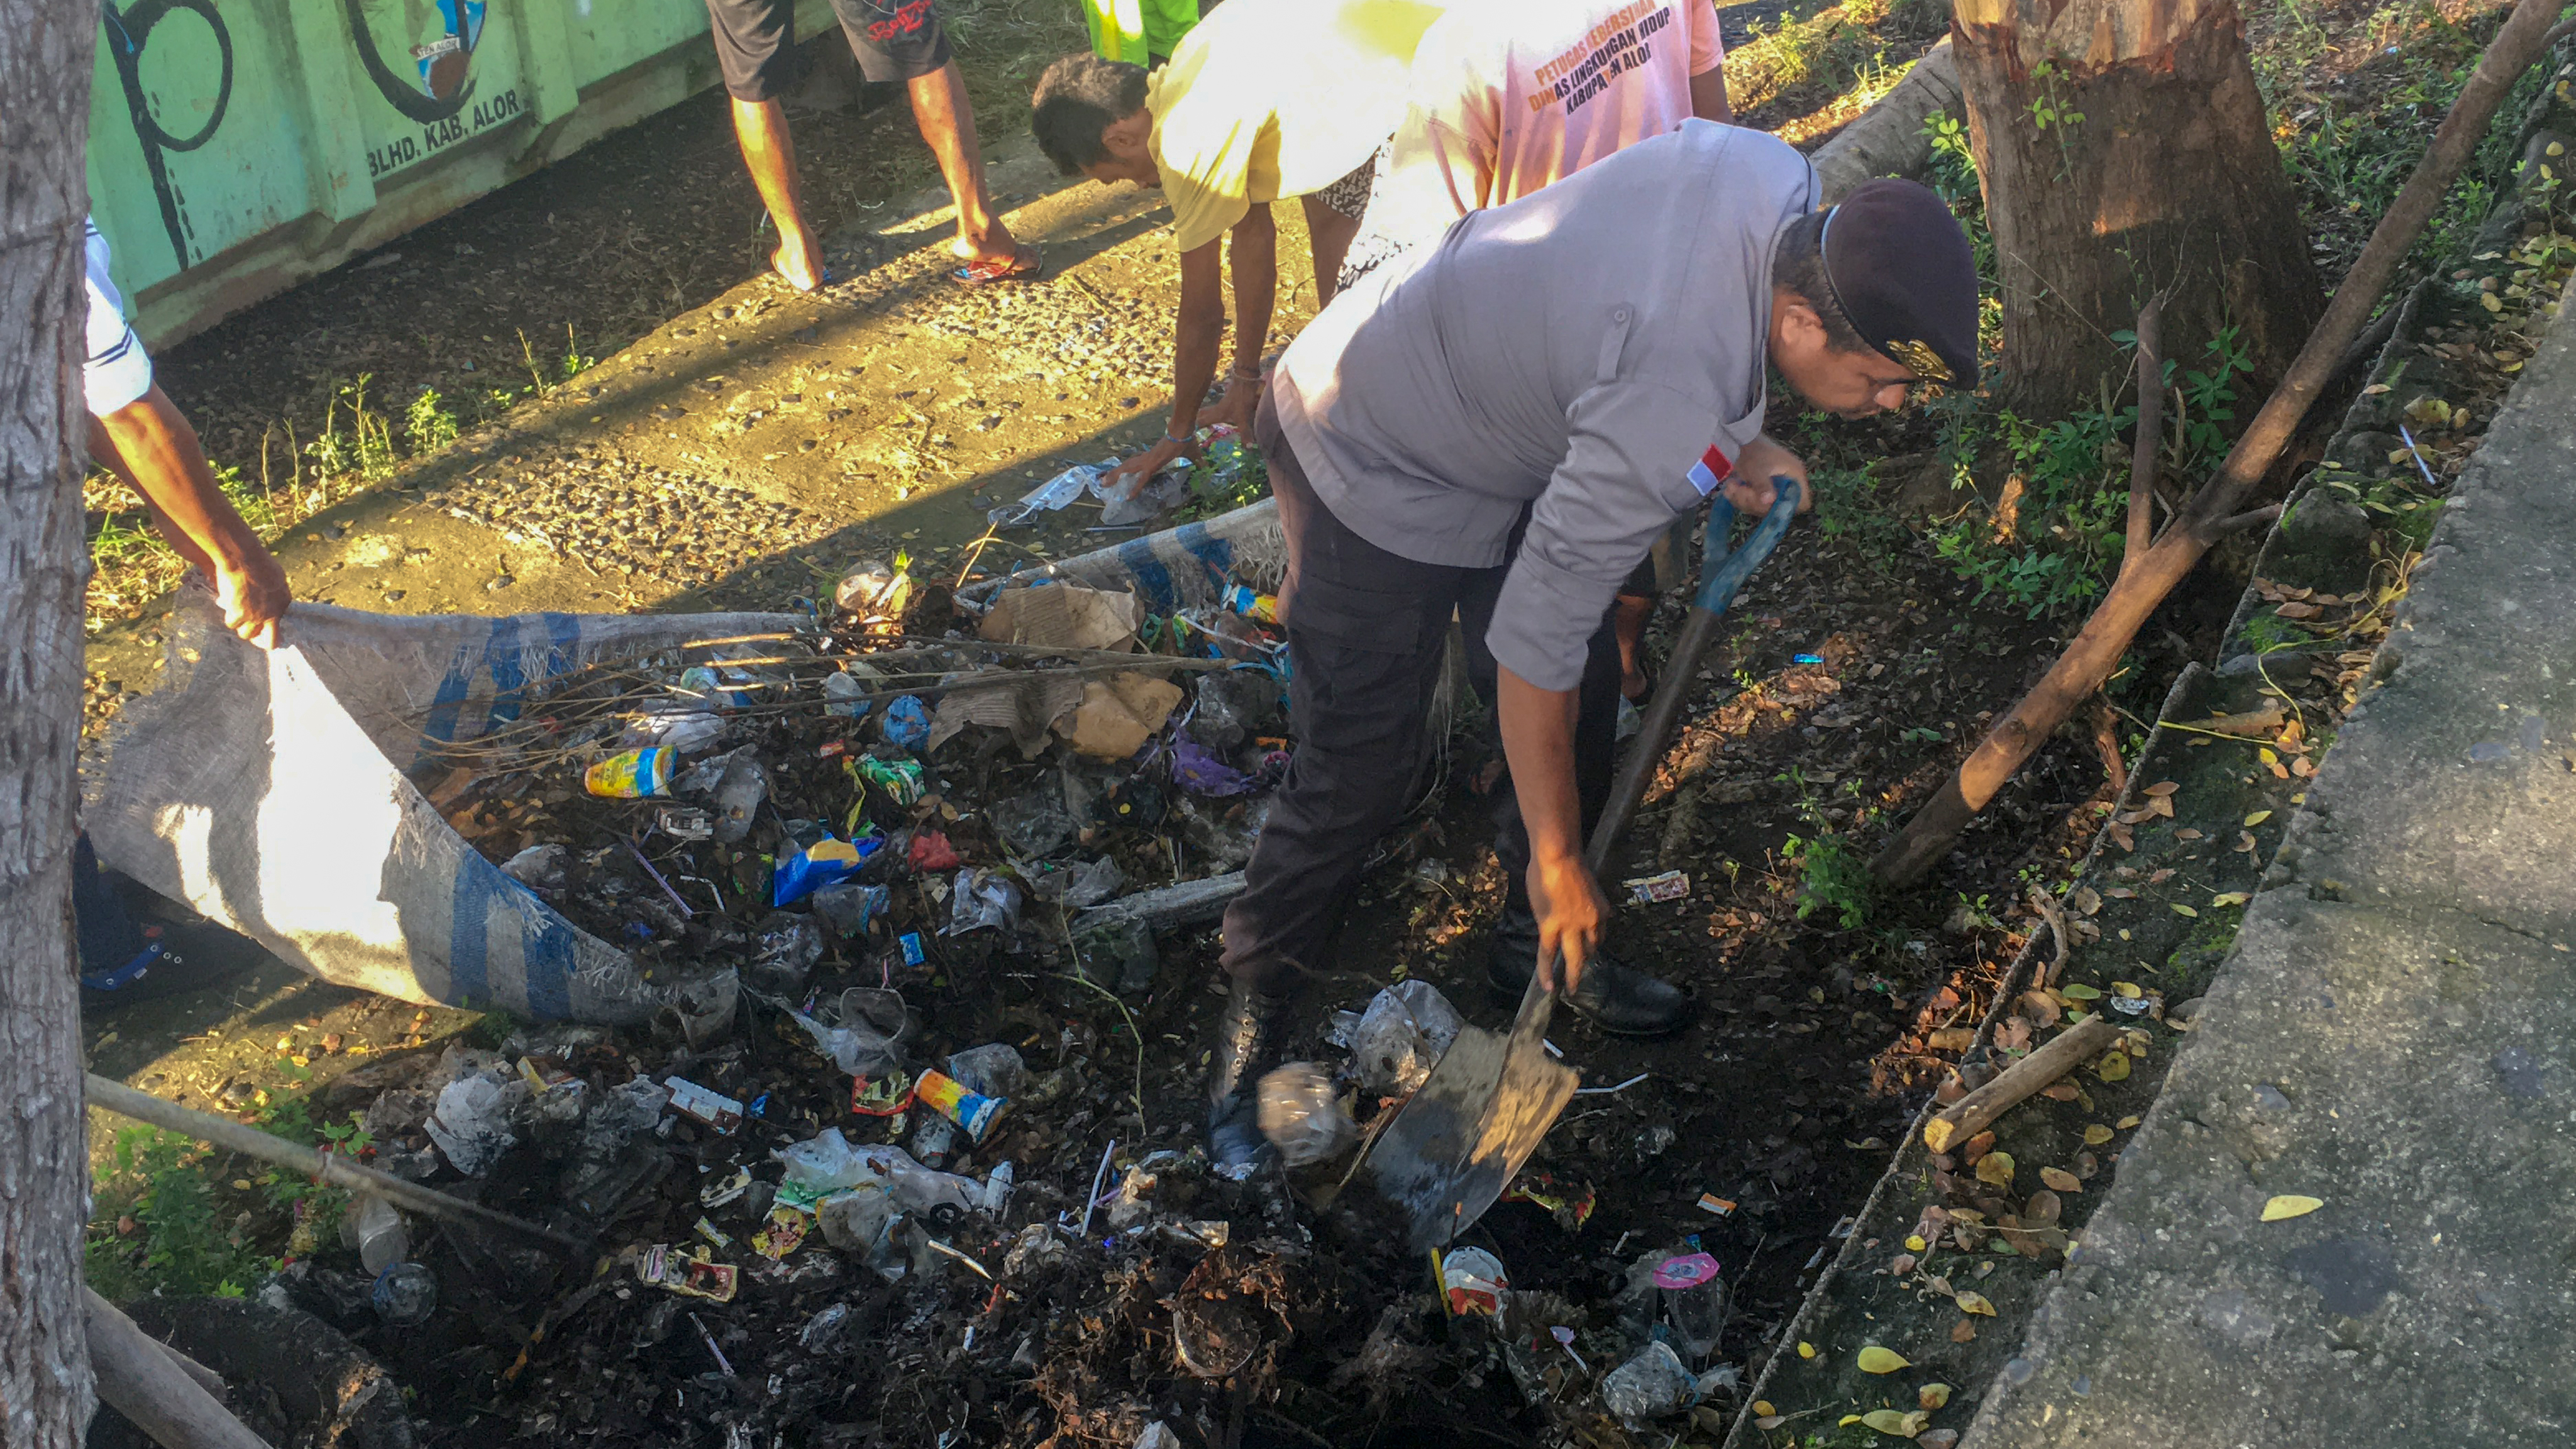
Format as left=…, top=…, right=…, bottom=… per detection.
left=90, top=385, right=289, bottom=647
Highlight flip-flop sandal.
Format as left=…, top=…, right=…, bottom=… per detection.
left=951, top=245, right=1044, bottom=287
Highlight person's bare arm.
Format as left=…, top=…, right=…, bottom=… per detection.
left=1106, top=231, right=1235, bottom=488
left=1690, top=66, right=1733, bottom=123
left=1203, top=204, right=1276, bottom=432
left=90, top=385, right=290, bottom=647
left=1496, top=664, right=1606, bottom=993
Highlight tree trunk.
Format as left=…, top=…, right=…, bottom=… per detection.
left=1, top=1, right=102, bottom=1444
left=1953, top=0, right=2322, bottom=416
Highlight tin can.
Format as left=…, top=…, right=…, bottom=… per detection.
left=586, top=746, right=675, bottom=798
left=912, top=1067, right=1005, bottom=1143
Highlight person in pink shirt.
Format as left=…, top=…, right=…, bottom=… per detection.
left=1342, top=0, right=1736, bottom=706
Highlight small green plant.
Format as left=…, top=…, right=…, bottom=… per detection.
left=305, top=375, right=397, bottom=481
left=1784, top=830, right=1874, bottom=928
left=87, top=1127, right=268, bottom=1300
left=559, top=323, right=595, bottom=383
left=406, top=385, right=460, bottom=453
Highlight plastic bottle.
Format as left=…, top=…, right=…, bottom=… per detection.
left=1601, top=1340, right=1698, bottom=1424
left=353, top=1194, right=408, bottom=1274
left=585, top=747, right=675, bottom=798
left=710, top=752, right=768, bottom=844
left=1654, top=1252, right=1728, bottom=1366
left=372, top=1262, right=438, bottom=1326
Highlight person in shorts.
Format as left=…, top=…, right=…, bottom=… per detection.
left=705, top=0, right=1037, bottom=288
left=1028, top=0, right=1450, bottom=496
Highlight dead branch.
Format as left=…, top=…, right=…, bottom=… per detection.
left=2123, top=299, right=2164, bottom=576
left=2087, top=696, right=2128, bottom=798
left=2026, top=888, right=2074, bottom=988
left=84, top=1289, right=271, bottom=1449
left=1869, top=0, right=2567, bottom=890
left=1921, top=1016, right=2119, bottom=1154
left=2206, top=504, right=2285, bottom=537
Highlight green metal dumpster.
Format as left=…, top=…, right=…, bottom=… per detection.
left=86, top=0, right=829, bottom=347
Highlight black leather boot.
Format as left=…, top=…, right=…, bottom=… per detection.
left=1486, top=908, right=1691, bottom=1037
left=1205, top=978, right=1296, bottom=1171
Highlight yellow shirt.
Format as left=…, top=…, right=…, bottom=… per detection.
left=1147, top=0, right=1451, bottom=253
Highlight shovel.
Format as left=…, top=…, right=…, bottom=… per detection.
left=1367, top=478, right=1805, bottom=1250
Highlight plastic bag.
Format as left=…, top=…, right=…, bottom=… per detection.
left=785, top=987, right=909, bottom=1079
left=671, top=969, right=738, bottom=1049
left=1256, top=1062, right=1356, bottom=1167
left=944, top=868, right=1022, bottom=935
left=1342, top=981, right=1464, bottom=1094
left=988, top=462, right=1105, bottom=529
left=577, top=1077, right=670, bottom=1162
left=1171, top=737, right=1256, bottom=796
left=772, top=1130, right=983, bottom=1221
left=990, top=788, right=1075, bottom=859
left=499, top=844, right=566, bottom=888
left=814, top=881, right=891, bottom=937
left=1187, top=668, right=1284, bottom=749
left=945, top=1044, right=1029, bottom=1100
left=1601, top=1340, right=1698, bottom=1424
left=822, top=671, right=873, bottom=719
left=882, top=695, right=932, bottom=751
left=424, top=1074, right=526, bottom=1177
left=748, top=915, right=824, bottom=994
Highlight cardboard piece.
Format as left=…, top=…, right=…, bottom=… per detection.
left=978, top=584, right=1144, bottom=654
left=927, top=672, right=1089, bottom=755
left=1061, top=672, right=1185, bottom=760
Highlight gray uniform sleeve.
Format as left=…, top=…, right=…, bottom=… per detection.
left=1484, top=378, right=1757, bottom=691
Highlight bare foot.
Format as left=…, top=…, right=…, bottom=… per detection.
left=949, top=220, right=1024, bottom=270
left=771, top=242, right=827, bottom=292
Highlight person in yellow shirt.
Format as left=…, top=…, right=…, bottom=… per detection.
left=1030, top=0, right=1448, bottom=492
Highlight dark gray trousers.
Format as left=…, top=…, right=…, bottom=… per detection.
left=1218, top=395, right=1623, bottom=994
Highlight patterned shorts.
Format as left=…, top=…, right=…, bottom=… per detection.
left=1310, top=143, right=1385, bottom=220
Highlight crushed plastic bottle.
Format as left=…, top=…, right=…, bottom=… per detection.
left=1601, top=1340, right=1698, bottom=1424
left=1339, top=980, right=1465, bottom=1094
left=1255, top=1063, right=1356, bottom=1167
left=675, top=749, right=768, bottom=844
left=990, top=788, right=1075, bottom=859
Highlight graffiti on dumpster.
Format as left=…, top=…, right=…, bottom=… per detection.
left=101, top=0, right=234, bottom=272
left=102, top=0, right=524, bottom=272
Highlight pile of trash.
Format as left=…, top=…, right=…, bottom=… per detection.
left=426, top=563, right=1295, bottom=1015
left=212, top=567, right=1759, bottom=1446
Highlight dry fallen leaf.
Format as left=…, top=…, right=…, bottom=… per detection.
left=1951, top=1319, right=1977, bottom=1343
left=1963, top=1130, right=1996, bottom=1162
left=1976, top=1151, right=2016, bottom=1187
left=2070, top=886, right=2101, bottom=915
left=2039, top=1166, right=2082, bottom=1193
left=2262, top=1194, right=2324, bottom=1221
left=1905, top=1233, right=1928, bottom=1252
left=2172, top=903, right=2200, bottom=918
left=1861, top=1409, right=1929, bottom=1436
left=1857, top=1345, right=1911, bottom=1374
left=1954, top=1290, right=1997, bottom=1316
left=1798, top=1340, right=1817, bottom=1358
left=2040, top=1081, right=2079, bottom=1102
left=2116, top=1115, right=2142, bottom=1129
left=2023, top=1189, right=2063, bottom=1226
left=1755, top=1416, right=1786, bottom=1431
left=2083, top=1124, right=2115, bottom=1145
left=2143, top=780, right=2180, bottom=797
left=2061, top=983, right=2101, bottom=1001
left=1890, top=1252, right=1918, bottom=1276
left=2096, top=1052, right=2133, bottom=1083
left=2113, top=981, right=2142, bottom=998
left=2243, top=810, right=2272, bottom=826
left=2175, top=827, right=2204, bottom=841
left=1920, top=1384, right=1953, bottom=1410
left=2211, top=891, right=2250, bottom=908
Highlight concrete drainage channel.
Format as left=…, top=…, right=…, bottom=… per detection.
left=1722, top=51, right=2576, bottom=1449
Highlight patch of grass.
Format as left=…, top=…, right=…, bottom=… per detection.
left=1784, top=829, right=1876, bottom=928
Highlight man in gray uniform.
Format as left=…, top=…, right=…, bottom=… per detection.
left=1205, top=122, right=1979, bottom=1163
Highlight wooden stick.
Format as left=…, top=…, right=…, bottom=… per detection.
left=1871, top=0, right=2568, bottom=890
left=2026, top=888, right=2074, bottom=989
left=1921, top=1016, right=2119, bottom=1154
left=84, top=1074, right=583, bottom=1253
left=2121, top=299, right=2164, bottom=580
left=84, top=1288, right=273, bottom=1449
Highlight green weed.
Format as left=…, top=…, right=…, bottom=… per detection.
left=406, top=385, right=461, bottom=453
left=1784, top=829, right=1875, bottom=928
left=86, top=1127, right=269, bottom=1301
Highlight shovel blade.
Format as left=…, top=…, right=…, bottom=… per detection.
left=1368, top=994, right=1579, bottom=1249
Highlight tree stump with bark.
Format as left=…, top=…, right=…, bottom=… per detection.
left=1952, top=0, right=2323, bottom=415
